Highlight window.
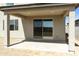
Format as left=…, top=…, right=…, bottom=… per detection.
left=10, top=20, right=18, bottom=30
left=6, top=3, right=14, bottom=6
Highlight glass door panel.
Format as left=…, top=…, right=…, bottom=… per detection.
left=43, top=20, right=53, bottom=36
left=34, top=20, right=42, bottom=37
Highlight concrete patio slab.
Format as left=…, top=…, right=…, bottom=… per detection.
left=6, top=41, right=69, bottom=53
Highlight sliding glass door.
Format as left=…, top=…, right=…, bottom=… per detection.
left=33, top=19, right=53, bottom=38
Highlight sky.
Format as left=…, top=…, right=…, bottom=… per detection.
left=65, top=7, right=79, bottom=25
left=76, top=7, right=79, bottom=20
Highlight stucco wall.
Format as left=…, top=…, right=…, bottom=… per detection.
left=21, top=15, right=65, bottom=42
left=0, top=13, right=26, bottom=45
left=0, top=11, right=4, bottom=45
left=9, top=15, right=25, bottom=44
left=0, top=11, right=4, bottom=38
left=53, top=16, right=65, bottom=42
left=75, top=27, right=79, bottom=40
left=22, top=17, right=33, bottom=39
left=0, top=13, right=66, bottom=45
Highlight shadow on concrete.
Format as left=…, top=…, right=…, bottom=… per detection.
left=25, top=38, right=66, bottom=44
left=9, top=38, right=79, bottom=47
left=9, top=38, right=66, bottom=47
left=10, top=40, right=26, bottom=46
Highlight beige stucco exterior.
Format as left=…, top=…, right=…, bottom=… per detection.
left=0, top=3, right=78, bottom=52
left=0, top=4, right=75, bottom=44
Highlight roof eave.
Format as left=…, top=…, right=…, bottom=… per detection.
left=0, top=3, right=78, bottom=11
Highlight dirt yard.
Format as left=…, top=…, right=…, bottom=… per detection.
left=0, top=38, right=79, bottom=56
left=0, top=43, right=79, bottom=56
left=0, top=46, right=72, bottom=56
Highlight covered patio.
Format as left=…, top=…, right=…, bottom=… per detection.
left=0, top=3, right=78, bottom=52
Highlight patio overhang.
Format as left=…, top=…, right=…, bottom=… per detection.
left=0, top=3, right=79, bottom=17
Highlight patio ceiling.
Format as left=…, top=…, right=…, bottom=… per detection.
left=1, top=7, right=69, bottom=17
left=5, top=8, right=66, bottom=16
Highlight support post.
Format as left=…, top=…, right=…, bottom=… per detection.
left=5, top=14, right=10, bottom=47
left=69, top=10, right=75, bottom=52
